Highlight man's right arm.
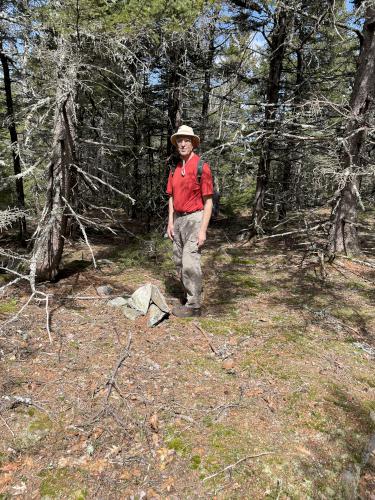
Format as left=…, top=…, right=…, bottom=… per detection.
left=167, top=196, right=174, bottom=240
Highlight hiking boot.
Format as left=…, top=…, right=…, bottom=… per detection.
left=172, top=305, right=201, bottom=318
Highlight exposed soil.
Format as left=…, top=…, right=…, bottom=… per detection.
left=0, top=216, right=374, bottom=499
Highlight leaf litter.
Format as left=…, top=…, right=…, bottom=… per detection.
left=0, top=220, right=374, bottom=498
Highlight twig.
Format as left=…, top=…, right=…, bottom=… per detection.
left=45, top=294, right=52, bottom=343
left=73, top=165, right=135, bottom=204
left=258, top=223, right=325, bottom=240
left=105, top=332, right=132, bottom=403
left=340, top=255, right=375, bottom=269
left=66, top=295, right=112, bottom=300
left=0, top=414, right=15, bottom=437
left=202, top=452, right=274, bottom=482
left=0, top=395, right=51, bottom=417
left=0, top=277, right=21, bottom=295
left=308, top=307, right=361, bottom=336
left=194, top=323, right=220, bottom=356
left=214, top=403, right=246, bottom=421
left=113, top=326, right=123, bottom=346
left=331, top=261, right=375, bottom=286
left=62, top=197, right=97, bottom=269
left=0, top=292, right=36, bottom=331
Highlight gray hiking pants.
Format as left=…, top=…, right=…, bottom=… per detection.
left=173, top=210, right=203, bottom=309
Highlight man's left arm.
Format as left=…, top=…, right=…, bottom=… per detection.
left=197, top=195, right=213, bottom=248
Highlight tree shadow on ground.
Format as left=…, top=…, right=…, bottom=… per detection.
left=298, top=384, right=374, bottom=497
left=201, top=233, right=302, bottom=315
left=51, top=214, right=375, bottom=337
left=267, top=262, right=374, bottom=342
left=54, top=259, right=92, bottom=281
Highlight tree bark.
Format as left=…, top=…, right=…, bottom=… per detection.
left=250, top=8, right=288, bottom=233
left=0, top=40, right=27, bottom=241
left=328, top=7, right=375, bottom=255
left=166, top=43, right=184, bottom=158
left=279, top=48, right=304, bottom=220
left=31, top=60, right=77, bottom=281
left=200, top=26, right=215, bottom=144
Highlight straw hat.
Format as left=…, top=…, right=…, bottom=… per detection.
left=171, top=125, right=200, bottom=148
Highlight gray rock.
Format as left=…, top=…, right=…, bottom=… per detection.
left=341, top=465, right=360, bottom=499
left=151, top=284, right=170, bottom=313
left=97, top=259, right=114, bottom=266
left=146, top=358, right=161, bottom=370
left=353, top=341, right=375, bottom=357
left=363, top=433, right=375, bottom=469
left=96, top=285, right=114, bottom=297
left=130, top=284, right=152, bottom=314
left=108, top=297, right=129, bottom=308
left=123, top=306, right=143, bottom=321
left=148, top=304, right=168, bottom=327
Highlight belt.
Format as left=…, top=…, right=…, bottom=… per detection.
left=175, top=210, right=202, bottom=216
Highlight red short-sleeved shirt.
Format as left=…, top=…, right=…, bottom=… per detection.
left=166, top=153, right=214, bottom=213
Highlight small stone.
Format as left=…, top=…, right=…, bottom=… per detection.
left=341, top=465, right=360, bottom=499
left=123, top=306, right=143, bottom=321
left=97, top=259, right=113, bottom=266
left=223, top=358, right=235, bottom=370
left=148, top=304, right=168, bottom=327
left=130, top=284, right=152, bottom=314
left=363, top=433, right=375, bottom=469
left=151, top=285, right=170, bottom=313
left=96, top=285, right=113, bottom=297
left=149, top=414, right=159, bottom=432
left=146, top=358, right=161, bottom=371
left=108, top=297, right=129, bottom=308
left=86, top=443, right=94, bottom=456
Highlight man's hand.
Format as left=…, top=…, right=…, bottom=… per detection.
left=167, top=222, right=174, bottom=241
left=197, top=229, right=206, bottom=248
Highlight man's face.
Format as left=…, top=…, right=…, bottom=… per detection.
left=176, top=136, right=194, bottom=159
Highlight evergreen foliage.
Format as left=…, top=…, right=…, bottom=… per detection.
left=0, top=0, right=374, bottom=269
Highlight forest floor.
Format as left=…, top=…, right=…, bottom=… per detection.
left=0, top=212, right=375, bottom=499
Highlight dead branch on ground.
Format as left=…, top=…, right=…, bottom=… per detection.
left=0, top=395, right=52, bottom=419
left=194, top=322, right=221, bottom=357
left=202, top=451, right=275, bottom=482
left=105, top=332, right=132, bottom=403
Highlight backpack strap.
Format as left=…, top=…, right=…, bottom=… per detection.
left=197, top=158, right=204, bottom=184
left=171, top=158, right=205, bottom=180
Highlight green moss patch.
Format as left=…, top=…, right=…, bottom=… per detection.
left=113, top=232, right=174, bottom=273
left=13, top=410, right=53, bottom=450
left=199, top=317, right=253, bottom=337
left=165, top=427, right=192, bottom=457
left=0, top=298, right=18, bottom=315
left=39, top=467, right=87, bottom=499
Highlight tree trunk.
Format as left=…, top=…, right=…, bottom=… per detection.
left=0, top=40, right=27, bottom=241
left=166, top=43, right=184, bottom=158
left=31, top=68, right=77, bottom=281
left=131, top=116, right=141, bottom=219
left=328, top=7, right=375, bottom=255
left=250, top=8, right=288, bottom=233
left=279, top=48, right=304, bottom=219
left=200, top=28, right=215, bottom=144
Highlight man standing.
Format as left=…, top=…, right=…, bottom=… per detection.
left=166, top=125, right=213, bottom=317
